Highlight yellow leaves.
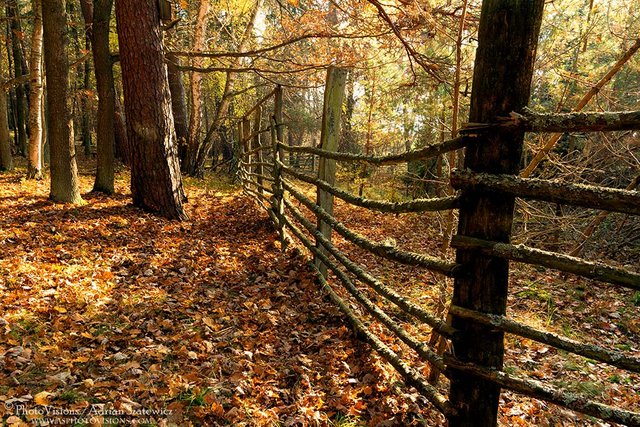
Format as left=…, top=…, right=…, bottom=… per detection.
left=286, top=0, right=300, bottom=6
left=33, top=391, right=52, bottom=406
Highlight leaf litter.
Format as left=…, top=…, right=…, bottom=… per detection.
left=0, top=165, right=444, bottom=426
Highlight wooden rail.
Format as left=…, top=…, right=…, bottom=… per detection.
left=236, top=43, right=640, bottom=425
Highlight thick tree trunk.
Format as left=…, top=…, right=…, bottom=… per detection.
left=42, top=0, right=83, bottom=203
left=166, top=52, right=189, bottom=163
left=7, top=0, right=28, bottom=157
left=184, top=0, right=210, bottom=173
left=81, top=0, right=116, bottom=194
left=27, top=0, right=43, bottom=179
left=447, top=1, right=545, bottom=426
left=115, top=0, right=187, bottom=220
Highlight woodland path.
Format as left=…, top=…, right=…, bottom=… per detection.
left=0, top=164, right=443, bottom=426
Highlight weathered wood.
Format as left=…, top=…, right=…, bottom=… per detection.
left=497, top=109, right=640, bottom=133
left=451, top=235, right=640, bottom=290
left=270, top=116, right=286, bottom=250
left=253, top=105, right=264, bottom=195
left=283, top=197, right=455, bottom=337
left=281, top=162, right=460, bottom=213
left=448, top=2, right=545, bottom=426
left=239, top=160, right=274, bottom=169
left=521, top=37, right=640, bottom=178
left=315, top=67, right=347, bottom=278
left=451, top=170, right=640, bottom=216
left=241, top=117, right=251, bottom=188
left=444, top=355, right=640, bottom=426
left=283, top=216, right=455, bottom=416
left=284, top=210, right=448, bottom=372
left=283, top=180, right=460, bottom=276
left=241, top=140, right=273, bottom=157
left=240, top=171, right=274, bottom=183
left=278, top=136, right=471, bottom=166
left=449, top=305, right=640, bottom=372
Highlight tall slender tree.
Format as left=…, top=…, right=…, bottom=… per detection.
left=42, top=0, right=82, bottom=203
left=0, top=41, right=13, bottom=171
left=81, top=0, right=116, bottom=194
left=27, top=0, right=43, bottom=179
left=114, top=0, right=187, bottom=220
left=6, top=0, right=28, bottom=157
left=184, top=0, right=210, bottom=173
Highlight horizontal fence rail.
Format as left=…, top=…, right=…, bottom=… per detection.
left=236, top=76, right=640, bottom=427
left=281, top=162, right=461, bottom=213
left=278, top=135, right=472, bottom=166
left=462, top=108, right=640, bottom=133
left=451, top=170, right=640, bottom=216
left=451, top=235, right=640, bottom=290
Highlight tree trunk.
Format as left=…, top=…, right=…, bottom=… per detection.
left=184, top=0, right=210, bottom=173
left=166, top=52, right=189, bottom=164
left=114, top=0, right=187, bottom=220
left=27, top=0, right=43, bottom=179
left=0, top=40, right=13, bottom=171
left=81, top=0, right=116, bottom=194
left=81, top=37, right=92, bottom=157
left=447, top=1, right=544, bottom=426
left=114, top=86, right=129, bottom=164
left=7, top=0, right=28, bottom=157
left=42, top=0, right=83, bottom=203
left=0, top=88, right=12, bottom=171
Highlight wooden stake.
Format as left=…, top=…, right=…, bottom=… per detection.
left=447, top=2, right=545, bottom=426
left=315, top=67, right=347, bottom=278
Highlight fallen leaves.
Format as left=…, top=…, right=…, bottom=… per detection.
left=0, top=164, right=444, bottom=426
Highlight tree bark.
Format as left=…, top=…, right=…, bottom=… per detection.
left=27, top=0, right=43, bottom=179
left=113, top=86, right=129, bottom=164
left=81, top=0, right=116, bottom=194
left=166, top=52, right=189, bottom=163
left=447, top=1, right=545, bottom=426
left=0, top=39, right=13, bottom=170
left=184, top=0, right=210, bottom=172
left=6, top=0, right=28, bottom=157
left=0, top=89, right=12, bottom=171
left=114, top=0, right=187, bottom=220
left=42, top=0, right=83, bottom=203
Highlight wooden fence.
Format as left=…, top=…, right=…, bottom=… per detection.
left=235, top=2, right=640, bottom=425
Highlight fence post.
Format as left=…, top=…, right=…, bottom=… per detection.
left=233, top=121, right=243, bottom=179
left=447, top=2, right=544, bottom=426
left=253, top=105, right=264, bottom=196
left=315, top=67, right=347, bottom=278
left=241, top=117, right=251, bottom=189
left=271, top=85, right=287, bottom=250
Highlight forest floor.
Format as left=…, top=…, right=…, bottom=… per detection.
left=1, top=158, right=639, bottom=427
